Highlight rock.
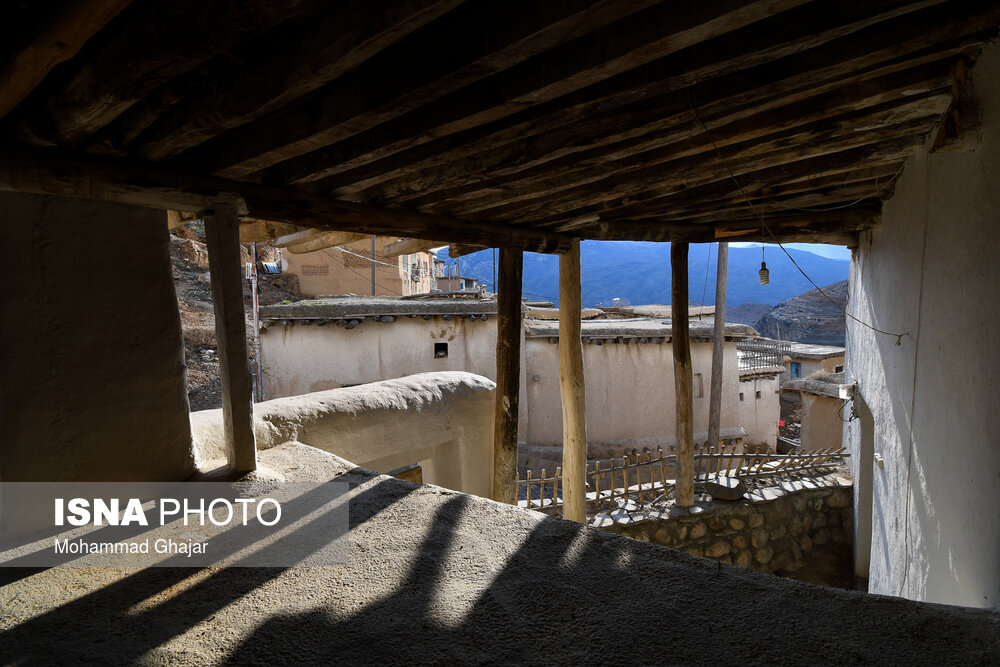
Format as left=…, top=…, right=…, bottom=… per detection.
left=769, top=524, right=787, bottom=540
left=733, top=535, right=747, bottom=549
left=706, top=541, right=731, bottom=558
left=800, top=535, right=813, bottom=553
left=689, top=522, right=707, bottom=539
left=735, top=550, right=753, bottom=569
left=752, top=528, right=769, bottom=548
left=749, top=512, right=764, bottom=528
left=729, top=518, right=746, bottom=530
left=703, top=476, right=747, bottom=501
left=755, top=545, right=774, bottom=564
left=813, top=528, right=831, bottom=545
left=827, top=491, right=852, bottom=508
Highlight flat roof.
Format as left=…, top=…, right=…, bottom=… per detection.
left=525, top=318, right=757, bottom=340
left=261, top=295, right=496, bottom=319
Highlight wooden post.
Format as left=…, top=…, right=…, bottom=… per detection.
left=204, top=197, right=257, bottom=473
left=560, top=239, right=588, bottom=523
left=671, top=242, right=694, bottom=507
left=493, top=247, right=522, bottom=504
left=707, top=242, right=729, bottom=451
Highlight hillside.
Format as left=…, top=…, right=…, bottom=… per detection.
left=754, top=280, right=848, bottom=346
left=443, top=241, right=848, bottom=307
left=726, top=302, right=772, bottom=325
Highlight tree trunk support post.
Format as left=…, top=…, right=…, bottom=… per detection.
left=493, top=247, right=522, bottom=504
left=707, top=242, right=729, bottom=451
left=560, top=239, right=588, bottom=523
left=672, top=242, right=694, bottom=507
left=204, top=196, right=257, bottom=473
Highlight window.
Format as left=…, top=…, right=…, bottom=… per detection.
left=739, top=392, right=744, bottom=402
left=835, top=364, right=844, bottom=373
left=755, top=390, right=762, bottom=400
left=789, top=361, right=802, bottom=378
left=434, top=342, right=448, bottom=358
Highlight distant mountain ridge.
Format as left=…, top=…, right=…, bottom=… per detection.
left=441, top=242, right=849, bottom=308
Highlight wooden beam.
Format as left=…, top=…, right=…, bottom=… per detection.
left=493, top=248, right=523, bottom=504
left=133, top=0, right=463, bottom=161
left=707, top=242, right=728, bottom=451
left=671, top=242, right=694, bottom=507
left=275, top=230, right=368, bottom=253
left=23, top=0, right=317, bottom=147
left=448, top=243, right=488, bottom=258
left=383, top=237, right=445, bottom=258
left=204, top=198, right=257, bottom=473
left=311, top=0, right=978, bottom=197
left=262, top=0, right=808, bottom=186
left=0, top=143, right=571, bottom=253
left=560, top=239, right=587, bottom=523
left=0, top=0, right=132, bottom=123
left=239, top=219, right=301, bottom=242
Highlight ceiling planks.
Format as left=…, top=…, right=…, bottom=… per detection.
left=0, top=0, right=996, bottom=249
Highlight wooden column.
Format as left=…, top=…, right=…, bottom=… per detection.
left=204, top=198, right=257, bottom=473
left=492, top=248, right=523, bottom=503
left=671, top=242, right=694, bottom=507
left=707, top=242, right=729, bottom=451
left=560, top=239, right=588, bottom=523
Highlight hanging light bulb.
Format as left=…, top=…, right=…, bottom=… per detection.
left=759, top=261, right=769, bottom=285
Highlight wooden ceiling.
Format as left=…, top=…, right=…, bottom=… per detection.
left=0, top=0, right=997, bottom=252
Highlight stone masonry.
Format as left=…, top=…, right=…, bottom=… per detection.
left=597, top=473, right=854, bottom=588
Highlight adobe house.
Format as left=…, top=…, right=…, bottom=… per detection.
left=783, top=371, right=850, bottom=452
left=781, top=341, right=846, bottom=382
left=1, top=2, right=999, bottom=662
left=280, top=234, right=438, bottom=297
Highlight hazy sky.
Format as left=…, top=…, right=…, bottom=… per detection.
left=728, top=242, right=850, bottom=261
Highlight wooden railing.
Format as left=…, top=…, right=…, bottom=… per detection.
left=517, top=447, right=847, bottom=517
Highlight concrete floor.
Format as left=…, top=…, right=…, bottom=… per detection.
left=2, top=442, right=998, bottom=665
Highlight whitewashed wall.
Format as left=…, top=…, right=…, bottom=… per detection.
left=844, top=43, right=1000, bottom=608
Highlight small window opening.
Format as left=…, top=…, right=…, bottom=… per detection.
left=755, top=390, right=762, bottom=399
left=835, top=364, right=844, bottom=373
left=434, top=342, right=448, bottom=358
left=739, top=392, right=744, bottom=401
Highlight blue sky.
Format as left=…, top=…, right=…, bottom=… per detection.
left=728, top=242, right=851, bottom=261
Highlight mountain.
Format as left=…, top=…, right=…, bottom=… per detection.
left=754, top=280, right=848, bottom=346
left=441, top=241, right=849, bottom=308
left=726, top=302, right=772, bottom=325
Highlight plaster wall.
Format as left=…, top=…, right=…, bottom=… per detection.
left=524, top=339, right=742, bottom=450
left=191, top=372, right=495, bottom=497
left=281, top=236, right=434, bottom=298
left=799, top=393, right=844, bottom=452
left=737, top=374, right=780, bottom=451
left=0, top=193, right=194, bottom=482
left=844, top=43, right=1000, bottom=608
left=260, top=317, right=527, bottom=441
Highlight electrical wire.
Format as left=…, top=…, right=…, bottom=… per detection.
left=686, top=92, right=908, bottom=344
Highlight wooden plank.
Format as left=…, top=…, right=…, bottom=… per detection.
left=204, top=198, right=257, bottom=473
left=313, top=0, right=974, bottom=197
left=432, top=64, right=953, bottom=219
left=560, top=239, right=587, bottom=523
left=275, top=230, right=368, bottom=253
left=197, top=0, right=662, bottom=178
left=707, top=242, right=728, bottom=451
left=23, top=0, right=317, bottom=147
left=263, top=0, right=810, bottom=186
left=133, top=0, right=464, bottom=161
left=448, top=243, right=489, bottom=258
left=0, top=143, right=572, bottom=253
left=0, top=0, right=132, bottom=123
left=672, top=242, right=694, bottom=507
left=383, top=237, right=445, bottom=258
left=493, top=248, right=523, bottom=504
left=239, top=219, right=302, bottom=242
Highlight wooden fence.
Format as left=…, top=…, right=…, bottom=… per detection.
left=517, top=447, right=847, bottom=517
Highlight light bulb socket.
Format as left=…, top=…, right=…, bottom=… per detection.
left=759, top=261, right=770, bottom=285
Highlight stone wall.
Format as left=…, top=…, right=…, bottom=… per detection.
left=600, top=475, right=853, bottom=588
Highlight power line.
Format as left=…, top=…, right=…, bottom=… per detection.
left=686, top=92, right=908, bottom=344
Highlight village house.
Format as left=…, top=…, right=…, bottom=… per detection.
left=280, top=234, right=437, bottom=297
left=2, top=2, right=999, bottom=663
left=780, top=340, right=846, bottom=382
left=783, top=371, right=851, bottom=452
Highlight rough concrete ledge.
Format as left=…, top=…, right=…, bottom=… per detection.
left=2, top=444, right=997, bottom=665
left=524, top=318, right=757, bottom=340
left=260, top=295, right=497, bottom=319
